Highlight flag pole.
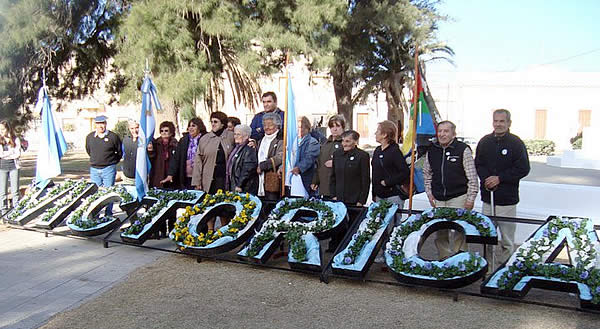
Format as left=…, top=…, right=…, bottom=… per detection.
left=281, top=52, right=290, bottom=196
left=408, top=46, right=419, bottom=214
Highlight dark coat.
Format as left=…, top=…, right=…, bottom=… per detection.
left=371, top=142, right=410, bottom=199
left=475, top=131, right=530, bottom=205
left=312, top=135, right=342, bottom=197
left=168, top=133, right=194, bottom=189
left=149, top=137, right=178, bottom=188
left=228, top=143, right=259, bottom=194
left=330, top=147, right=371, bottom=205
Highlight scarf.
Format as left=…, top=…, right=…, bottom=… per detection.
left=257, top=130, right=278, bottom=196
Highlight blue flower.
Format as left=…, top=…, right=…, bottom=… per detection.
left=470, top=210, right=478, bottom=216
left=390, top=250, right=402, bottom=257
left=481, top=221, right=489, bottom=228
left=550, top=226, right=558, bottom=234
left=426, top=212, right=434, bottom=219
left=410, top=262, right=417, bottom=269
left=580, top=271, right=590, bottom=280
left=561, top=267, right=569, bottom=275
left=443, top=263, right=450, bottom=268
left=414, top=214, right=422, bottom=220
left=352, top=233, right=359, bottom=240
left=456, top=208, right=466, bottom=216
left=542, top=229, right=549, bottom=237
left=595, top=286, right=600, bottom=294
left=507, top=272, right=513, bottom=278
left=459, top=264, right=466, bottom=271
left=573, top=222, right=580, bottom=229
left=133, top=220, right=141, bottom=226
left=343, top=256, right=353, bottom=264
left=424, top=263, right=433, bottom=270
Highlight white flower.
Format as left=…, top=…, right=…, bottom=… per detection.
left=580, top=235, right=588, bottom=241
left=386, top=242, right=393, bottom=250
left=531, top=253, right=540, bottom=260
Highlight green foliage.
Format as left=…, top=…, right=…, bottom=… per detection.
left=0, top=0, right=130, bottom=127
left=571, top=133, right=582, bottom=150
left=524, top=139, right=555, bottom=156
left=113, top=120, right=130, bottom=140
left=113, top=0, right=345, bottom=113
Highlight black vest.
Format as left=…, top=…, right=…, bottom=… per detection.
left=427, top=139, right=469, bottom=201
left=122, top=136, right=137, bottom=179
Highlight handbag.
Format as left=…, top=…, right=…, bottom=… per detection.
left=264, top=158, right=280, bottom=193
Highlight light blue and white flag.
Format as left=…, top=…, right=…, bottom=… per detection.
left=284, top=73, right=298, bottom=187
left=136, top=76, right=161, bottom=200
left=34, top=86, right=68, bottom=187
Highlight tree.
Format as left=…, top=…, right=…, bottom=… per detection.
left=113, top=0, right=345, bottom=122
left=331, top=0, right=451, bottom=129
left=0, top=0, right=130, bottom=127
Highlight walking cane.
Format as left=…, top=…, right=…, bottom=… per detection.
left=488, top=189, right=496, bottom=271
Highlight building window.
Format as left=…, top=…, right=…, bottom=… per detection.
left=578, top=109, right=591, bottom=133
left=357, top=113, right=369, bottom=140
left=535, top=109, right=547, bottom=139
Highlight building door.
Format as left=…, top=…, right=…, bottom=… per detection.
left=535, top=109, right=547, bottom=139
left=357, top=113, right=369, bottom=140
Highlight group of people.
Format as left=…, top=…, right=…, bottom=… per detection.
left=84, top=91, right=528, bottom=264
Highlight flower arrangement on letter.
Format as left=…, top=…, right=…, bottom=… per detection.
left=492, top=216, right=600, bottom=305
left=40, top=179, right=89, bottom=222
left=341, top=200, right=394, bottom=265
left=245, top=198, right=339, bottom=262
left=386, top=207, right=494, bottom=281
left=123, top=189, right=197, bottom=236
left=8, top=179, right=77, bottom=221
left=68, top=186, right=133, bottom=229
left=171, top=189, right=258, bottom=248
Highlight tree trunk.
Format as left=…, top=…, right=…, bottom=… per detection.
left=383, top=72, right=406, bottom=137
left=331, top=64, right=354, bottom=129
left=155, top=99, right=180, bottom=138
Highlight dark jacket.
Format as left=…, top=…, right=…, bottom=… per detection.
left=168, top=133, right=194, bottom=189
left=228, top=143, right=259, bottom=194
left=294, top=134, right=320, bottom=195
left=330, top=147, right=371, bottom=205
left=312, top=135, right=342, bottom=197
left=121, top=136, right=137, bottom=178
left=149, top=137, right=178, bottom=188
left=475, top=131, right=530, bottom=205
left=85, top=131, right=122, bottom=168
left=371, top=142, right=410, bottom=199
left=426, top=139, right=469, bottom=201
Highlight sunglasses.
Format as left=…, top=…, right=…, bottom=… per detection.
left=160, top=129, right=170, bottom=133
left=211, top=120, right=221, bottom=124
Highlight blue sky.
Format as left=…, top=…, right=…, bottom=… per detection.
left=428, top=0, right=600, bottom=72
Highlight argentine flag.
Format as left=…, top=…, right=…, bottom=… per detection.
left=34, top=86, right=68, bottom=187
left=284, top=73, right=298, bottom=187
left=136, top=76, right=161, bottom=200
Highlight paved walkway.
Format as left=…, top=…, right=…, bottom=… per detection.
left=0, top=228, right=163, bottom=329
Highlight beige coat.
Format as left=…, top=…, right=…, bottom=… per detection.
left=191, top=130, right=234, bottom=191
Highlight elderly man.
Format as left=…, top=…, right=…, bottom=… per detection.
left=250, top=91, right=285, bottom=141
left=85, top=115, right=122, bottom=216
left=423, top=120, right=479, bottom=259
left=475, top=109, right=530, bottom=264
left=120, top=120, right=139, bottom=185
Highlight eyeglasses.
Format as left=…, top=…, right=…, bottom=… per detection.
left=160, top=129, right=170, bottom=133
left=211, top=120, right=221, bottom=124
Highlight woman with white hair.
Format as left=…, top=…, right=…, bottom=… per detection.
left=256, top=112, right=283, bottom=200
left=226, top=124, right=258, bottom=194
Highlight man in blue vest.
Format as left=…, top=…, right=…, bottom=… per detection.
left=423, top=120, right=479, bottom=259
left=250, top=92, right=285, bottom=141
left=475, top=109, right=530, bottom=264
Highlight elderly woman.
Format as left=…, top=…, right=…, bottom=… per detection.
left=226, top=124, right=258, bottom=194
left=256, top=112, right=283, bottom=200
left=311, top=114, right=345, bottom=198
left=290, top=116, right=320, bottom=197
left=148, top=121, right=178, bottom=188
left=330, top=130, right=370, bottom=206
left=372, top=120, right=410, bottom=219
left=161, top=118, right=206, bottom=189
left=192, top=111, right=234, bottom=192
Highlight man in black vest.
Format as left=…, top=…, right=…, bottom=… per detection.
left=423, top=121, right=479, bottom=259
left=120, top=120, right=139, bottom=185
left=475, top=109, right=530, bottom=264
left=85, top=115, right=122, bottom=216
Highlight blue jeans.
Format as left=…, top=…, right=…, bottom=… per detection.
left=90, top=164, right=117, bottom=216
left=0, top=168, right=19, bottom=209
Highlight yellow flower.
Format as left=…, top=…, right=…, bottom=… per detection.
left=229, top=227, right=239, bottom=233
left=206, top=239, right=213, bottom=244
left=216, top=189, right=223, bottom=195
left=185, top=206, right=192, bottom=212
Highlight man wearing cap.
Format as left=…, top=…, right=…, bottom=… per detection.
left=85, top=115, right=123, bottom=216
left=475, top=109, right=530, bottom=264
